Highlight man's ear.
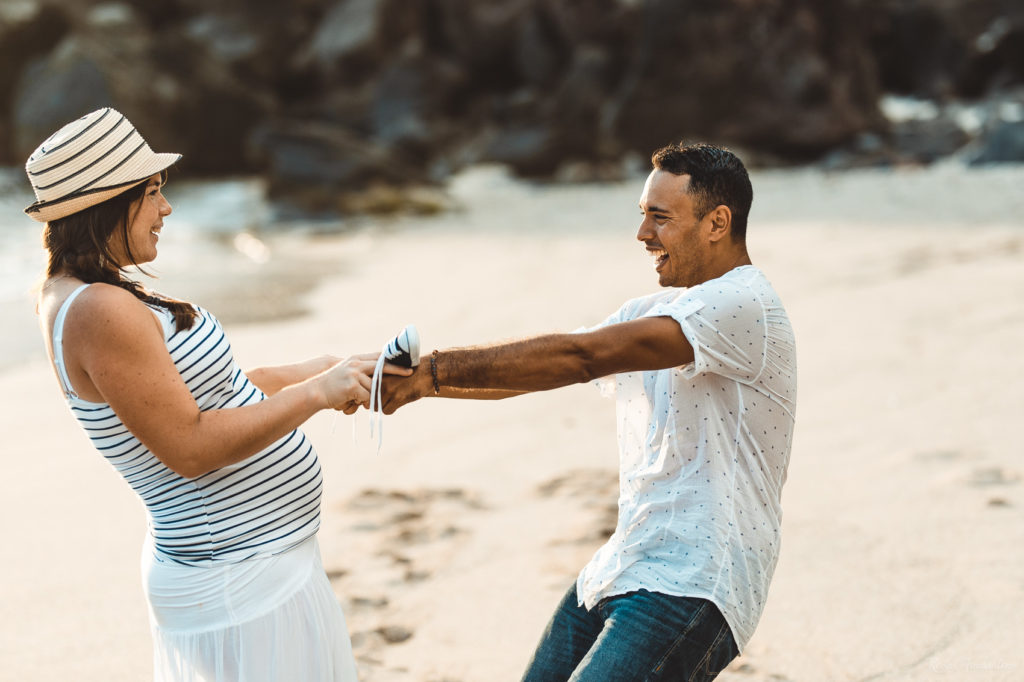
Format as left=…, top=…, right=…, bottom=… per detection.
left=707, top=205, right=733, bottom=242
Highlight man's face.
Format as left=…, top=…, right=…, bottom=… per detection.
left=636, top=169, right=709, bottom=288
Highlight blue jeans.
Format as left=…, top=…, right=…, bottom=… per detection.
left=521, top=583, right=738, bottom=682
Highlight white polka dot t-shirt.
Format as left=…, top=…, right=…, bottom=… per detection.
left=576, top=265, right=796, bottom=652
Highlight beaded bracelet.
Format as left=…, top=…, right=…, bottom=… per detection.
left=430, top=350, right=440, bottom=395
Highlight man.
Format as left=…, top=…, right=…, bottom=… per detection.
left=382, top=142, right=796, bottom=680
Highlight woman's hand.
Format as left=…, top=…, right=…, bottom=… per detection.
left=318, top=352, right=413, bottom=413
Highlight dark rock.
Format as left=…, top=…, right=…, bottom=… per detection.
left=3, top=0, right=1019, bottom=213
left=866, top=2, right=966, bottom=98
left=250, top=122, right=376, bottom=188
left=9, top=4, right=269, bottom=174
left=371, top=70, right=429, bottom=146
left=481, top=124, right=554, bottom=172
left=156, top=1, right=327, bottom=100
left=375, top=624, right=413, bottom=644
left=817, top=132, right=896, bottom=170
left=11, top=42, right=114, bottom=159
left=248, top=119, right=432, bottom=211
left=423, top=0, right=530, bottom=88
left=613, top=0, right=884, bottom=160
left=867, top=0, right=1024, bottom=100
left=369, top=55, right=465, bottom=147
left=957, top=16, right=1024, bottom=97
left=889, top=116, right=971, bottom=163
left=184, top=12, right=260, bottom=62
left=514, top=4, right=570, bottom=88
left=549, top=47, right=616, bottom=146
left=299, top=0, right=383, bottom=76
left=0, top=2, right=73, bottom=161
left=968, top=118, right=1024, bottom=165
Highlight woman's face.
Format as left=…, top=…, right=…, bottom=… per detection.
left=109, top=174, right=172, bottom=266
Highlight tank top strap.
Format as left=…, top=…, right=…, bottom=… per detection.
left=52, top=284, right=90, bottom=400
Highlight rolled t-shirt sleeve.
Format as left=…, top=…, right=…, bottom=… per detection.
left=576, top=301, right=630, bottom=335
left=644, top=284, right=767, bottom=383
left=576, top=281, right=769, bottom=391
left=574, top=298, right=639, bottom=397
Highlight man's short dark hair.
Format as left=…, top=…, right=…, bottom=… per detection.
left=651, top=142, right=753, bottom=241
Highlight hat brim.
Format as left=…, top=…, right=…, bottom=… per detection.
left=25, top=152, right=181, bottom=223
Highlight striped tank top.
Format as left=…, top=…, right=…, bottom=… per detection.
left=52, top=284, right=322, bottom=566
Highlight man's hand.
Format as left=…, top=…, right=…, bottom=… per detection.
left=380, top=362, right=434, bottom=414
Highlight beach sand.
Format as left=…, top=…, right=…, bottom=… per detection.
left=1, top=165, right=1022, bottom=681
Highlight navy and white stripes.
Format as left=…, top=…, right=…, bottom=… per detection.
left=61, top=303, right=322, bottom=566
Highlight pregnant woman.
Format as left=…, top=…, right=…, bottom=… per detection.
left=25, top=107, right=407, bottom=681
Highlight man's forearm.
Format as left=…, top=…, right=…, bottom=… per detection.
left=381, top=317, right=691, bottom=414
left=434, top=334, right=598, bottom=393
left=433, top=317, right=693, bottom=394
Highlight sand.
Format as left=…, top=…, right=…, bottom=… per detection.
left=1, top=164, right=1022, bottom=681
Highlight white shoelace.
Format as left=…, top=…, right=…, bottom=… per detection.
left=347, top=326, right=416, bottom=455
left=368, top=329, right=415, bottom=454
left=367, top=348, right=390, bottom=454
left=335, top=345, right=391, bottom=455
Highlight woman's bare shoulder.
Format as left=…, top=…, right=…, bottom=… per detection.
left=66, top=283, right=163, bottom=340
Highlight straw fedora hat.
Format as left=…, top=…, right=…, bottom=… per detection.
left=24, top=108, right=181, bottom=223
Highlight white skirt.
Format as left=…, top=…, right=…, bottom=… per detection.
left=141, top=535, right=358, bottom=682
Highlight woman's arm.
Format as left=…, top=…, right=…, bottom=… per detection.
left=247, top=356, right=342, bottom=396
left=65, top=285, right=406, bottom=478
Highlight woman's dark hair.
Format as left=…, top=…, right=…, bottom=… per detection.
left=43, top=171, right=198, bottom=332
left=651, top=142, right=753, bottom=241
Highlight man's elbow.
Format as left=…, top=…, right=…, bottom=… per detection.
left=567, top=338, right=606, bottom=385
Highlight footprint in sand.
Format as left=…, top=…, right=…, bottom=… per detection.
left=537, top=468, right=619, bottom=545
left=967, top=467, right=1020, bottom=508
left=728, top=661, right=798, bottom=681
left=336, top=486, right=488, bottom=671
left=349, top=595, right=389, bottom=610
left=346, top=487, right=485, bottom=577
left=968, top=466, right=1020, bottom=487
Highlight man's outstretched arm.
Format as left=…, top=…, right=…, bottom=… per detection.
left=381, top=316, right=693, bottom=413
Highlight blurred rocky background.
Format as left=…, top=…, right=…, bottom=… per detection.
left=2, top=0, right=1022, bottom=215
